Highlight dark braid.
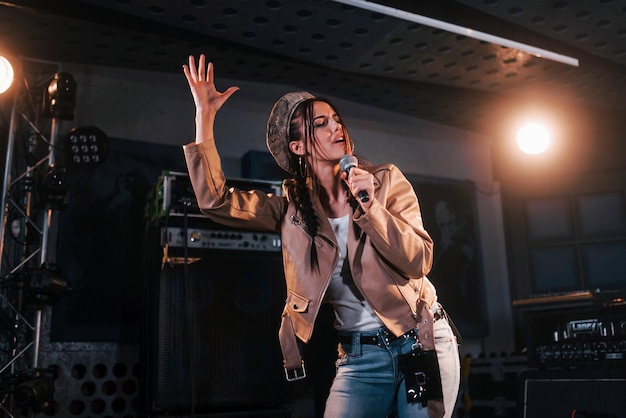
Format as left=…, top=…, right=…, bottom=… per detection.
left=288, top=99, right=320, bottom=270
left=293, top=169, right=320, bottom=271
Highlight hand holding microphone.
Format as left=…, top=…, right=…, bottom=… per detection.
left=340, top=154, right=371, bottom=203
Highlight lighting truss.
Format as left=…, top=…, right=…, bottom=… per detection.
left=0, top=58, right=70, bottom=415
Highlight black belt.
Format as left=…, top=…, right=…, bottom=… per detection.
left=338, top=307, right=447, bottom=347
left=338, top=328, right=418, bottom=347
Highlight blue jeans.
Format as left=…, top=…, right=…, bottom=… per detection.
left=324, top=316, right=460, bottom=418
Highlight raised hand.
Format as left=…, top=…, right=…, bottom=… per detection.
left=183, top=54, right=239, bottom=144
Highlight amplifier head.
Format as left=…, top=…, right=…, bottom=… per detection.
left=522, top=301, right=626, bottom=368
left=147, top=170, right=283, bottom=221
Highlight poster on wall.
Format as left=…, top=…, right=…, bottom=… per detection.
left=52, top=137, right=186, bottom=343
left=408, top=175, right=489, bottom=338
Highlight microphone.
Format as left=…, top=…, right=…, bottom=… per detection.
left=340, top=154, right=370, bottom=203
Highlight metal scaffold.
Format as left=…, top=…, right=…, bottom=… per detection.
left=0, top=57, right=74, bottom=416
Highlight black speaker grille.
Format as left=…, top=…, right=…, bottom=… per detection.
left=150, top=250, right=292, bottom=414
left=520, top=368, right=626, bottom=417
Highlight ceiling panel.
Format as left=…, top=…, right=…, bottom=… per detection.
left=1, top=0, right=625, bottom=142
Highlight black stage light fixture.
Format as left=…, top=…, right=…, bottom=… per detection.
left=42, top=72, right=76, bottom=120
left=38, top=164, right=69, bottom=208
left=26, top=263, right=71, bottom=306
left=65, top=126, right=110, bottom=169
left=14, top=368, right=55, bottom=414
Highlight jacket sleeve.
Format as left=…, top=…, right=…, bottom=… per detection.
left=354, top=164, right=434, bottom=280
left=183, top=140, right=286, bottom=232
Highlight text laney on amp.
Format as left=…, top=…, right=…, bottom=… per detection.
left=148, top=170, right=283, bottom=261
left=514, top=290, right=626, bottom=369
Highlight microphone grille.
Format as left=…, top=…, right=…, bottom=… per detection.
left=339, top=154, right=357, bottom=172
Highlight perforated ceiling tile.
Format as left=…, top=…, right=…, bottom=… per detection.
left=79, top=0, right=402, bottom=69
left=457, top=0, right=626, bottom=66
left=1, top=0, right=625, bottom=136
left=454, top=0, right=626, bottom=109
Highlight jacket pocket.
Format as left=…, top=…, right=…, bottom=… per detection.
left=286, top=291, right=310, bottom=314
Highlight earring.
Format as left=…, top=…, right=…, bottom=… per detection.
left=298, top=156, right=307, bottom=178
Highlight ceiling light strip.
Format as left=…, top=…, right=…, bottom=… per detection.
left=331, top=0, right=579, bottom=67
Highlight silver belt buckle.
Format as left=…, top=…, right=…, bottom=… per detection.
left=284, top=363, right=306, bottom=381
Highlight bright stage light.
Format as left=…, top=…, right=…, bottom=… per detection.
left=516, top=123, right=551, bottom=155
left=0, top=55, right=15, bottom=94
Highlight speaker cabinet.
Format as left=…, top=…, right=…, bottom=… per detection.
left=142, top=228, right=293, bottom=416
left=466, top=354, right=527, bottom=418
left=518, top=368, right=626, bottom=418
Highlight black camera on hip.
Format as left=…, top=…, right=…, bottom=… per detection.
left=397, top=348, right=443, bottom=406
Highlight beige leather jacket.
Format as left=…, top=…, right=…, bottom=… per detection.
left=184, top=140, right=438, bottom=374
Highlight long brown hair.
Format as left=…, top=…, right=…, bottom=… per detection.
left=286, top=98, right=354, bottom=270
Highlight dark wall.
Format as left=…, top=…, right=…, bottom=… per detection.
left=51, top=138, right=186, bottom=343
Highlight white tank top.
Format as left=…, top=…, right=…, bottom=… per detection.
left=324, top=214, right=383, bottom=331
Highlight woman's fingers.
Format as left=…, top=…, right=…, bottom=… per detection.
left=348, top=169, right=373, bottom=196
left=222, top=85, right=239, bottom=102
left=198, top=54, right=206, bottom=81
left=185, top=54, right=213, bottom=84
left=185, top=55, right=197, bottom=82
left=206, top=60, right=213, bottom=84
left=183, top=54, right=239, bottom=112
left=346, top=168, right=374, bottom=208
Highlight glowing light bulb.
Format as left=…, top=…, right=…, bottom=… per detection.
left=516, top=123, right=551, bottom=155
left=0, top=56, right=15, bottom=94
